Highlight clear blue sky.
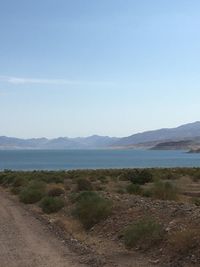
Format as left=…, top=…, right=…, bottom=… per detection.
left=0, top=0, right=200, bottom=138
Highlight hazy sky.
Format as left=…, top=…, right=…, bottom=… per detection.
left=0, top=0, right=200, bottom=138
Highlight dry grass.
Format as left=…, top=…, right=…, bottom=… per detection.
left=168, top=228, right=200, bottom=254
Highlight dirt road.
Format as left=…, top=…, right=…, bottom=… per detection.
left=0, top=189, right=86, bottom=267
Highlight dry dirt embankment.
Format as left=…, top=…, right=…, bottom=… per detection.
left=0, top=188, right=87, bottom=267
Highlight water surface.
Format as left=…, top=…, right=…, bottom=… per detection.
left=0, top=149, right=200, bottom=170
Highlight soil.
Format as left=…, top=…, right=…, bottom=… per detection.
left=0, top=188, right=86, bottom=267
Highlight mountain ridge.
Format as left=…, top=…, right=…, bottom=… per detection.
left=1, top=122, right=200, bottom=150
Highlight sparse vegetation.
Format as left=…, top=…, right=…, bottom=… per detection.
left=151, top=180, right=178, bottom=200
left=124, top=218, right=164, bottom=249
left=168, top=228, right=200, bottom=254
left=126, top=184, right=142, bottom=195
left=1, top=168, right=200, bottom=266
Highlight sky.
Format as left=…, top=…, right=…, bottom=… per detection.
left=0, top=0, right=200, bottom=138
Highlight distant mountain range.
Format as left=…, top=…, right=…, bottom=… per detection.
left=1, top=121, right=200, bottom=150
left=0, top=135, right=119, bottom=150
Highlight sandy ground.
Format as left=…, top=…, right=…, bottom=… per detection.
left=0, top=189, right=86, bottom=267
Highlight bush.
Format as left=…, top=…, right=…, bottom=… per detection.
left=40, top=196, right=65, bottom=214
left=130, top=170, right=153, bottom=185
left=142, top=189, right=153, bottom=198
left=152, top=180, right=178, bottom=200
left=168, top=228, right=200, bottom=254
left=0, top=173, right=15, bottom=186
left=19, top=181, right=46, bottom=204
left=74, top=191, right=112, bottom=229
left=47, top=185, right=65, bottom=197
left=124, top=218, right=164, bottom=249
left=77, top=178, right=93, bottom=191
left=126, top=184, right=142, bottom=195
left=12, top=176, right=28, bottom=187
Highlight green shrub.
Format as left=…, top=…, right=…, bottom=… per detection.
left=19, top=181, right=46, bottom=204
left=0, top=174, right=15, bottom=186
left=75, top=191, right=112, bottom=229
left=77, top=178, right=93, bottom=191
left=142, top=189, right=153, bottom=198
left=40, top=196, right=65, bottom=214
left=130, top=170, right=153, bottom=185
left=126, top=184, right=142, bottom=195
left=152, top=180, right=178, bottom=200
left=98, top=176, right=108, bottom=184
left=124, top=218, right=163, bottom=249
left=47, top=185, right=65, bottom=197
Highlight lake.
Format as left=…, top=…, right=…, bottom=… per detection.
left=0, top=149, right=200, bottom=171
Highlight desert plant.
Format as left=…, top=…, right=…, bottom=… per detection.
left=126, top=184, right=142, bottom=195
left=19, top=181, right=46, bottom=204
left=74, top=191, right=112, bottom=229
left=12, top=176, right=28, bottom=187
left=130, top=170, right=153, bottom=185
left=77, top=178, right=93, bottom=191
left=47, top=185, right=65, bottom=197
left=151, top=180, right=178, bottom=200
left=168, top=228, right=200, bottom=254
left=124, top=218, right=164, bottom=249
left=142, top=189, right=153, bottom=198
left=40, top=196, right=65, bottom=214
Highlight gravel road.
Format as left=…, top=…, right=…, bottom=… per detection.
left=0, top=189, right=86, bottom=267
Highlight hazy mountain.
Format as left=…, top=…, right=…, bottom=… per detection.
left=113, top=121, right=200, bottom=147
left=0, top=135, right=119, bottom=150
left=1, top=122, right=200, bottom=150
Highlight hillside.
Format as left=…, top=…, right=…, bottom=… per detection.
left=150, top=140, right=199, bottom=150
left=113, top=121, right=200, bottom=147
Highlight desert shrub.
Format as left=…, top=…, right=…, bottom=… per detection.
left=124, top=218, right=164, bottom=249
left=12, top=176, right=28, bottom=187
left=19, top=181, right=46, bottom=204
left=142, top=189, right=153, bottom=198
left=74, top=191, right=112, bottom=229
left=126, top=184, right=142, bottom=195
left=151, top=180, right=178, bottom=200
left=77, top=178, right=93, bottom=191
left=0, top=173, right=16, bottom=186
left=168, top=228, right=200, bottom=254
left=130, top=170, right=153, bottom=185
left=40, top=196, right=65, bottom=214
left=98, top=176, right=108, bottom=184
left=47, top=185, right=65, bottom=197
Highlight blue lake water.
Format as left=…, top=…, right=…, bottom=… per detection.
left=0, top=149, right=200, bottom=170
